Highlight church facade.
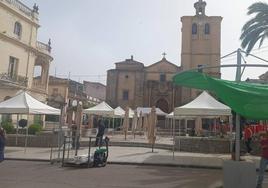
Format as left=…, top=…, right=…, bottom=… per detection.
left=106, top=0, right=222, bottom=113
left=106, top=56, right=182, bottom=113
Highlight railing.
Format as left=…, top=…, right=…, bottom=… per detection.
left=0, top=72, right=28, bottom=87
left=32, top=79, right=47, bottom=91
left=3, top=0, right=33, bottom=17
left=36, top=41, right=51, bottom=54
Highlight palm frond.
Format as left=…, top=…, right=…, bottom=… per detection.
left=241, top=23, right=268, bottom=40
left=242, top=28, right=264, bottom=47
left=240, top=2, right=268, bottom=54
left=259, top=34, right=266, bottom=48
left=248, top=2, right=268, bottom=15
left=246, top=35, right=263, bottom=54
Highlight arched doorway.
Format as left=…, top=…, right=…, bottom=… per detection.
left=155, top=98, right=169, bottom=113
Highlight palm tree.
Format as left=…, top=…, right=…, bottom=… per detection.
left=240, top=2, right=268, bottom=54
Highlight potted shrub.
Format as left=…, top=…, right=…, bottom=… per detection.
left=28, top=124, right=42, bottom=135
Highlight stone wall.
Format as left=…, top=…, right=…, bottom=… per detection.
left=175, top=137, right=261, bottom=154
left=175, top=137, right=231, bottom=153
left=5, top=132, right=62, bottom=147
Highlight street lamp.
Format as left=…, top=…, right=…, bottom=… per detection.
left=72, top=100, right=83, bottom=156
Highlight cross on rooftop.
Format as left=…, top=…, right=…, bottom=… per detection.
left=162, top=52, right=167, bottom=59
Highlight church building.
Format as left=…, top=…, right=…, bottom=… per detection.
left=106, top=0, right=222, bottom=113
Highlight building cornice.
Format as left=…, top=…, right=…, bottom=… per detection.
left=0, top=32, right=53, bottom=61
left=0, top=0, right=40, bottom=28
left=181, top=53, right=220, bottom=56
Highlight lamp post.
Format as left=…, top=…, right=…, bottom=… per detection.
left=72, top=100, right=83, bottom=156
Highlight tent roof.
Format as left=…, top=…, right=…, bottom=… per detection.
left=113, top=107, right=135, bottom=118
left=174, top=91, right=232, bottom=117
left=83, top=101, right=114, bottom=116
left=0, top=91, right=60, bottom=115
left=129, top=108, right=135, bottom=118
left=137, top=107, right=167, bottom=116
left=173, top=71, right=268, bottom=119
left=114, top=106, right=125, bottom=117
left=166, top=112, right=197, bottom=120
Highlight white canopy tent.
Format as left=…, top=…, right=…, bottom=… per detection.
left=83, top=101, right=114, bottom=117
left=166, top=112, right=195, bottom=120
left=128, top=108, right=135, bottom=118
left=137, top=107, right=167, bottom=117
left=171, top=91, right=233, bottom=158
left=113, top=106, right=135, bottom=118
left=174, top=91, right=232, bottom=117
left=0, top=91, right=61, bottom=152
left=83, top=101, right=115, bottom=129
left=113, top=106, right=125, bottom=118
left=0, top=91, right=60, bottom=115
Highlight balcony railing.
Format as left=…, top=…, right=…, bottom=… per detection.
left=36, top=41, right=51, bottom=54
left=0, top=73, right=28, bottom=87
left=3, top=0, right=33, bottom=17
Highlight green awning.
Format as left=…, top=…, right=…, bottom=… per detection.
left=173, top=71, right=268, bottom=120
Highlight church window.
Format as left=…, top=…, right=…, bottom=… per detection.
left=14, top=22, right=22, bottom=37
left=205, top=23, right=210, bottom=35
left=123, top=90, right=129, bottom=101
left=192, top=23, right=197, bottom=35
left=160, top=74, right=166, bottom=82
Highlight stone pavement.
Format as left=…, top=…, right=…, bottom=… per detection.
left=4, top=146, right=261, bottom=169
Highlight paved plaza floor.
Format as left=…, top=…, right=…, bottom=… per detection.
left=4, top=133, right=268, bottom=187
left=0, top=161, right=223, bottom=188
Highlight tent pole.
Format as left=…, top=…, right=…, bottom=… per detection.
left=213, top=118, right=217, bottom=137
left=172, top=117, right=175, bottom=160
left=24, top=115, right=29, bottom=154
left=16, top=114, right=19, bottom=146
left=179, top=119, right=181, bottom=151
left=186, top=119, right=188, bottom=136
left=170, top=118, right=172, bottom=136
left=229, top=116, right=233, bottom=153
left=112, top=118, right=115, bottom=135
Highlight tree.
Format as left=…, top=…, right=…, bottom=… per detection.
left=240, top=2, right=268, bottom=54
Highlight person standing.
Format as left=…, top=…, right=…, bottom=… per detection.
left=244, top=123, right=253, bottom=154
left=0, top=127, right=6, bottom=162
left=95, top=118, right=105, bottom=147
left=256, top=132, right=268, bottom=188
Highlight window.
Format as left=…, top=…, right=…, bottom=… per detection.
left=198, top=8, right=203, bottom=15
left=123, top=90, right=129, bottom=101
left=160, top=74, right=166, bottom=82
left=8, top=57, right=18, bottom=78
left=192, top=23, right=197, bottom=35
left=14, top=22, right=22, bottom=37
left=205, top=23, right=210, bottom=35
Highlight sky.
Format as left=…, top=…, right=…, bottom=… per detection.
left=23, top=0, right=268, bottom=84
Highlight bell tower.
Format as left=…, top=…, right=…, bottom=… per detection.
left=180, top=0, right=222, bottom=102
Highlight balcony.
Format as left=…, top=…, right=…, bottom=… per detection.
left=36, top=41, right=51, bottom=55
left=2, top=0, right=33, bottom=18
left=0, top=72, right=28, bottom=87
